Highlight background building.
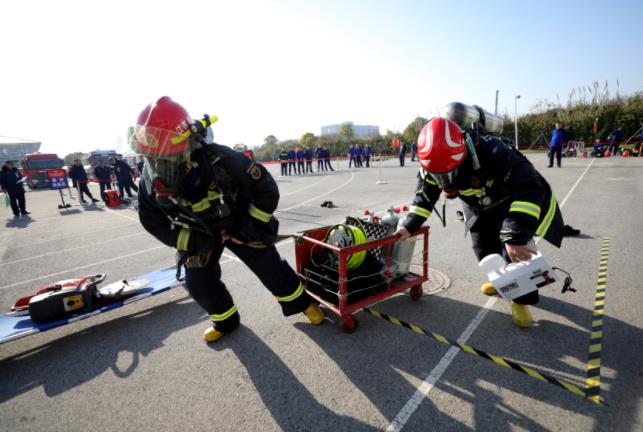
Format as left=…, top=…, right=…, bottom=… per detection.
left=0, top=136, right=41, bottom=164
left=321, top=121, right=379, bottom=138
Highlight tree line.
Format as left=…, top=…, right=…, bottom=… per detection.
left=503, top=88, right=642, bottom=149
left=251, top=86, right=642, bottom=161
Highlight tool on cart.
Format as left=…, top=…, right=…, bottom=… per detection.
left=295, top=210, right=429, bottom=332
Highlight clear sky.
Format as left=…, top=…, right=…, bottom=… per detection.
left=1, top=0, right=641, bottom=155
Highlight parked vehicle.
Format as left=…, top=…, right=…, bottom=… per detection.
left=21, top=153, right=63, bottom=189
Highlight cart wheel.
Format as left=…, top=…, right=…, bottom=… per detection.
left=341, top=315, right=359, bottom=333
left=410, top=285, right=423, bottom=301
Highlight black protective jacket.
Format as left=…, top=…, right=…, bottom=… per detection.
left=402, top=131, right=564, bottom=247
left=138, top=144, right=280, bottom=254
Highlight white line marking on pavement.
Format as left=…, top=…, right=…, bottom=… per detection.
left=277, top=172, right=355, bottom=213
left=0, top=245, right=166, bottom=291
left=387, top=158, right=594, bottom=431
left=0, top=232, right=149, bottom=267
left=280, top=178, right=326, bottom=197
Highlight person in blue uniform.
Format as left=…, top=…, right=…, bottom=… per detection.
left=354, top=145, right=362, bottom=167
left=0, top=161, right=29, bottom=217
left=316, top=146, right=325, bottom=171
left=549, top=122, right=565, bottom=167
left=132, top=97, right=324, bottom=343
left=68, top=159, right=99, bottom=203
left=304, top=146, right=314, bottom=173
left=608, top=127, right=625, bottom=156
left=323, top=147, right=334, bottom=171
left=287, top=148, right=296, bottom=175
left=296, top=147, right=305, bottom=174
left=347, top=144, right=355, bottom=168
left=364, top=144, right=372, bottom=167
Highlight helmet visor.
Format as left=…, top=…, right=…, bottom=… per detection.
left=429, top=169, right=459, bottom=189
left=129, top=125, right=197, bottom=188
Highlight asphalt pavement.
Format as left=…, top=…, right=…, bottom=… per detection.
left=0, top=154, right=642, bottom=431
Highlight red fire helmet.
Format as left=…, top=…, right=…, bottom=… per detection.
left=417, top=117, right=468, bottom=188
left=129, top=96, right=194, bottom=157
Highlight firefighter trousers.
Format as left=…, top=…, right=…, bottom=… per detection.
left=469, top=209, right=539, bottom=305
left=184, top=240, right=311, bottom=332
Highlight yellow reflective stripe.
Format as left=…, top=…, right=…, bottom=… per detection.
left=486, top=179, right=494, bottom=187
left=509, top=201, right=541, bottom=219
left=248, top=203, right=272, bottom=223
left=536, top=193, right=557, bottom=237
left=459, top=188, right=482, bottom=197
left=410, top=205, right=431, bottom=218
left=188, top=190, right=223, bottom=213
left=276, top=283, right=304, bottom=303
left=424, top=176, right=437, bottom=185
left=210, top=305, right=238, bottom=322
left=191, top=199, right=212, bottom=212
left=176, top=228, right=191, bottom=251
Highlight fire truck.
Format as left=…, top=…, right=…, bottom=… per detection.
left=21, top=153, right=64, bottom=189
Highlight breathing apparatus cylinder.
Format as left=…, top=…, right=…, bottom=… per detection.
left=390, top=216, right=417, bottom=276
left=326, top=224, right=367, bottom=271
left=381, top=207, right=400, bottom=236
left=442, top=101, right=504, bottom=135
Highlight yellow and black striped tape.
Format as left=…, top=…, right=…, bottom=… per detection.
left=364, top=307, right=598, bottom=403
left=585, top=237, right=609, bottom=403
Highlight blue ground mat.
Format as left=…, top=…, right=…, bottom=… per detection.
left=0, top=267, right=184, bottom=345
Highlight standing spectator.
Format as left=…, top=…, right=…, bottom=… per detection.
left=304, top=146, right=314, bottom=173
left=354, top=145, right=362, bottom=167
left=113, top=154, right=139, bottom=199
left=0, top=161, right=29, bottom=217
left=278, top=147, right=289, bottom=176
left=410, top=142, right=417, bottom=161
left=316, top=145, right=325, bottom=171
left=68, top=159, right=98, bottom=203
left=323, top=146, right=334, bottom=171
left=364, top=144, right=372, bottom=167
left=348, top=144, right=355, bottom=168
left=287, top=147, right=296, bottom=175
left=93, top=161, right=113, bottom=201
left=399, top=142, right=407, bottom=166
left=549, top=122, right=565, bottom=168
left=608, top=127, right=625, bottom=156
left=296, top=147, right=305, bottom=175
left=137, top=156, right=145, bottom=178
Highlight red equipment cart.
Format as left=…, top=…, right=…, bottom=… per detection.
left=294, top=225, right=429, bottom=332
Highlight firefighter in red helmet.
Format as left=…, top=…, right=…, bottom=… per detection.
left=131, top=96, right=324, bottom=343
left=396, top=117, right=566, bottom=327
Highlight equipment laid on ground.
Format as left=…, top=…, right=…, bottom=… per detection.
left=104, top=190, right=121, bottom=207
left=479, top=252, right=557, bottom=300
left=295, top=213, right=429, bottom=332
left=0, top=267, right=183, bottom=344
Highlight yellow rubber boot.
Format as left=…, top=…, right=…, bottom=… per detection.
left=303, top=303, right=325, bottom=325
left=511, top=302, right=534, bottom=328
left=203, top=327, right=225, bottom=343
left=480, top=282, right=497, bottom=296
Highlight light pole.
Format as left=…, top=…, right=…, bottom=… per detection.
left=514, top=94, right=521, bottom=149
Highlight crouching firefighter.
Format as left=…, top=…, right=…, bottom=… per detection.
left=395, top=117, right=566, bottom=328
left=130, top=96, right=325, bottom=343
